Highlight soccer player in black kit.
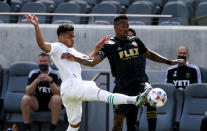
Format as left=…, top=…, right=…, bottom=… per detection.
left=61, top=15, right=184, bottom=131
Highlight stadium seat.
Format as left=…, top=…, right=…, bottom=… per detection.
left=52, top=0, right=65, bottom=5
left=21, top=0, right=34, bottom=5
left=174, top=88, right=185, bottom=129
left=166, top=0, right=193, bottom=17
left=134, top=0, right=167, bottom=7
left=139, top=84, right=177, bottom=131
left=88, top=2, right=119, bottom=24
left=193, top=0, right=207, bottom=8
left=52, top=2, right=82, bottom=24
left=85, top=0, right=101, bottom=6
left=159, top=1, right=190, bottom=25
left=126, top=1, right=158, bottom=25
left=195, top=1, right=207, bottom=25
left=69, top=0, right=90, bottom=13
left=69, top=0, right=90, bottom=24
left=3, top=62, right=65, bottom=124
left=10, top=0, right=22, bottom=12
left=36, top=0, right=56, bottom=13
left=179, top=83, right=207, bottom=131
left=103, top=0, right=130, bottom=7
left=198, top=66, right=207, bottom=83
left=18, top=2, right=48, bottom=24
left=146, top=70, right=166, bottom=84
left=100, top=0, right=124, bottom=13
left=0, top=2, right=11, bottom=23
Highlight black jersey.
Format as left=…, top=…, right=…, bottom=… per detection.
left=27, top=68, right=61, bottom=104
left=100, top=36, right=148, bottom=87
left=166, top=64, right=201, bottom=89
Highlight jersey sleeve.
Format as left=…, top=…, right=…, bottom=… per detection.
left=72, top=48, right=88, bottom=58
left=27, top=71, right=36, bottom=85
left=135, top=38, right=147, bottom=54
left=99, top=42, right=112, bottom=59
left=165, top=69, right=172, bottom=83
left=47, top=42, right=59, bottom=55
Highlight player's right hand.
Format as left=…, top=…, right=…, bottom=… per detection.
left=96, top=35, right=111, bottom=48
left=25, top=14, right=39, bottom=26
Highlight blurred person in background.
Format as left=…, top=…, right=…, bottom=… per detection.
left=21, top=52, right=62, bottom=131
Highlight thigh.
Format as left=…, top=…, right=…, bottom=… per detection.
left=113, top=82, right=145, bottom=114
left=61, top=79, right=100, bottom=101
left=30, top=96, right=39, bottom=111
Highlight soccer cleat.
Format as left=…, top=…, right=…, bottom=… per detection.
left=135, top=87, right=152, bottom=107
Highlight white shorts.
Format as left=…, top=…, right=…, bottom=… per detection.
left=60, top=78, right=100, bottom=125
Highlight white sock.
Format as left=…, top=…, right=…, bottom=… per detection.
left=97, top=89, right=137, bottom=105
left=67, top=125, right=80, bottom=131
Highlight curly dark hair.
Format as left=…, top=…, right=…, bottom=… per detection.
left=114, top=15, right=128, bottom=24
left=57, top=24, right=74, bottom=37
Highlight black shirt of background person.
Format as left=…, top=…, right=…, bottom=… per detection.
left=166, top=64, right=201, bottom=89
left=100, top=36, right=148, bottom=87
left=27, top=68, right=61, bottom=106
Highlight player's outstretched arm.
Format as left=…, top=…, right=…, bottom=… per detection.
left=25, top=14, right=51, bottom=53
left=144, top=49, right=185, bottom=65
left=61, top=52, right=104, bottom=67
left=89, top=36, right=110, bottom=57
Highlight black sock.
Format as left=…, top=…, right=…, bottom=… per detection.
left=23, top=123, right=31, bottom=131
left=49, top=123, right=57, bottom=131
left=146, top=103, right=157, bottom=131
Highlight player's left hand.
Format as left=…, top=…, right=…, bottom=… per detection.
left=61, top=53, right=75, bottom=61
left=171, top=59, right=186, bottom=66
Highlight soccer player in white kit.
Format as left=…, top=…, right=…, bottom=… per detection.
left=25, top=14, right=152, bottom=131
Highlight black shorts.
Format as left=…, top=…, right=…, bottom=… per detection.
left=113, top=81, right=146, bottom=114
left=36, top=97, right=50, bottom=112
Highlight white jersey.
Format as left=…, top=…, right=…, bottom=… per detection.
left=48, top=42, right=87, bottom=81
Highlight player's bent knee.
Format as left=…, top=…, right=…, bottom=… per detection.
left=70, top=122, right=81, bottom=128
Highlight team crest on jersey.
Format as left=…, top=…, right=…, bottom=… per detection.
left=173, top=71, right=177, bottom=77
left=132, top=41, right=137, bottom=47
left=107, top=40, right=115, bottom=45
left=186, top=73, right=190, bottom=78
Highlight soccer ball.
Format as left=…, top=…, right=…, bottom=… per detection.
left=147, top=88, right=167, bottom=108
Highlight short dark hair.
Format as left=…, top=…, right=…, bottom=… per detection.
left=57, top=24, right=74, bottom=37
left=129, top=28, right=136, bottom=36
left=114, top=15, right=128, bottom=24
left=38, top=52, right=51, bottom=62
